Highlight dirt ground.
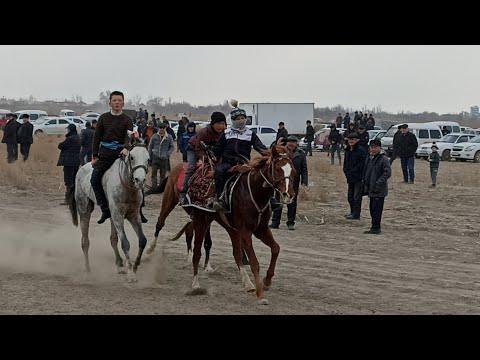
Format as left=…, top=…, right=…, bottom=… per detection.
left=1, top=136, right=480, bottom=314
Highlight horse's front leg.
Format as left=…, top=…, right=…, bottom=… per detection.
left=127, top=213, right=148, bottom=273
left=111, top=210, right=135, bottom=282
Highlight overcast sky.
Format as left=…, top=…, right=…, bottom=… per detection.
left=1, top=45, right=479, bottom=114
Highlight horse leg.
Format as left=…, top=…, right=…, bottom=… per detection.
left=110, top=220, right=125, bottom=274
left=227, top=230, right=255, bottom=293
left=253, top=225, right=280, bottom=292
left=147, top=187, right=176, bottom=255
left=203, top=225, right=214, bottom=272
left=127, top=215, right=148, bottom=273
left=191, top=213, right=208, bottom=290
left=185, top=222, right=193, bottom=265
left=112, top=212, right=135, bottom=282
left=79, top=212, right=91, bottom=273
left=240, top=233, right=268, bottom=304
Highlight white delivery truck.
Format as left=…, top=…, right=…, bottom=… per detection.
left=227, top=102, right=315, bottom=136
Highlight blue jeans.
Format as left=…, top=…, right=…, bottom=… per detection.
left=180, top=149, right=197, bottom=194
left=400, top=157, right=415, bottom=183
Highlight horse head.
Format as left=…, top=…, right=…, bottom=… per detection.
left=125, top=135, right=149, bottom=189
left=267, top=145, right=296, bottom=205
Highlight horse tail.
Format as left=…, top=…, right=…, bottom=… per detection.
left=67, top=185, right=78, bottom=227
left=158, top=176, right=169, bottom=193
left=169, top=221, right=191, bottom=241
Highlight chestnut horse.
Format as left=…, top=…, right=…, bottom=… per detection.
left=172, top=145, right=296, bottom=305
left=144, top=162, right=215, bottom=271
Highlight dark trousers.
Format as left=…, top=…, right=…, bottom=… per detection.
left=306, top=140, right=313, bottom=156
left=80, top=147, right=92, bottom=166
left=369, top=196, right=385, bottom=230
left=6, top=143, right=17, bottom=163
left=430, top=167, right=438, bottom=185
left=330, top=143, right=341, bottom=164
left=20, top=143, right=31, bottom=161
left=271, top=189, right=299, bottom=226
left=347, top=181, right=363, bottom=218
left=180, top=149, right=197, bottom=194
left=91, top=154, right=118, bottom=210
left=151, top=157, right=169, bottom=191
left=64, top=166, right=79, bottom=200
left=400, top=156, right=415, bottom=182
left=215, top=162, right=233, bottom=198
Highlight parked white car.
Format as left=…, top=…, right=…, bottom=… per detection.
left=367, top=130, right=387, bottom=145
left=33, top=117, right=80, bottom=135
left=66, top=116, right=87, bottom=130
left=246, top=125, right=277, bottom=147
left=451, top=135, right=480, bottom=163
left=80, top=112, right=100, bottom=122
left=416, top=133, right=475, bottom=161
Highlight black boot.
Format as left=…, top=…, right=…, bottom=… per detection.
left=98, top=206, right=111, bottom=224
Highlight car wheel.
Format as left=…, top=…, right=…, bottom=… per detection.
left=34, top=129, right=43, bottom=135
left=474, top=151, right=480, bottom=163
left=441, top=149, right=451, bottom=161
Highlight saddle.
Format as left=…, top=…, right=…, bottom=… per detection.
left=178, top=162, right=216, bottom=212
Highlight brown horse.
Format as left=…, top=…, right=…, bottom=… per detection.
left=144, top=162, right=216, bottom=271
left=172, top=144, right=296, bottom=304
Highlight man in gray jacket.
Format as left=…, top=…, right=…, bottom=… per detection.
left=362, top=139, right=391, bottom=235
left=146, top=123, right=174, bottom=194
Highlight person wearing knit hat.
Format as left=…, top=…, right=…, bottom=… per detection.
left=212, top=107, right=268, bottom=212
left=57, top=121, right=81, bottom=205
left=178, top=112, right=226, bottom=206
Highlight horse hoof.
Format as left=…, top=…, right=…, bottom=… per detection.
left=186, top=287, right=208, bottom=296
left=246, top=285, right=256, bottom=293
left=146, top=248, right=153, bottom=255
left=117, top=267, right=127, bottom=274
left=263, top=284, right=270, bottom=291
left=257, top=298, right=269, bottom=305
left=204, top=265, right=215, bottom=273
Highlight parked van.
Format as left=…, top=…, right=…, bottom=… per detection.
left=381, top=123, right=443, bottom=156
left=14, top=110, right=48, bottom=123
left=60, top=109, right=75, bottom=117
left=426, top=121, right=461, bottom=134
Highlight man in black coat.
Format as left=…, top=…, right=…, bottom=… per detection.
left=357, top=124, right=369, bottom=153
left=276, top=121, right=289, bottom=146
left=79, top=121, right=94, bottom=166
left=270, top=135, right=308, bottom=231
left=328, top=124, right=342, bottom=165
left=305, top=120, right=315, bottom=156
left=1, top=113, right=19, bottom=163
left=362, top=139, right=391, bottom=235
left=57, top=124, right=81, bottom=205
left=343, top=133, right=367, bottom=220
left=397, top=124, right=418, bottom=184
left=16, top=114, right=34, bottom=161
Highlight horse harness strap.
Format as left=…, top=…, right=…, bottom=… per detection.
left=247, top=170, right=270, bottom=230
left=118, top=143, right=148, bottom=191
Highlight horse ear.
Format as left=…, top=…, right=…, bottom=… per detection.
left=271, top=144, right=279, bottom=157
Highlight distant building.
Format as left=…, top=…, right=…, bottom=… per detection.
left=470, top=105, right=479, bottom=117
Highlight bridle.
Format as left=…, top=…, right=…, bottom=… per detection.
left=119, top=143, right=148, bottom=190
left=259, top=152, right=294, bottom=196
left=246, top=152, right=294, bottom=229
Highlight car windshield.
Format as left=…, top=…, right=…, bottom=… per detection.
left=385, top=127, right=398, bottom=137
left=368, top=131, right=378, bottom=139
left=440, top=134, right=459, bottom=143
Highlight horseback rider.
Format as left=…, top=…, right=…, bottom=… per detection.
left=212, top=106, right=267, bottom=212
left=178, top=112, right=227, bottom=206
left=91, top=91, right=147, bottom=224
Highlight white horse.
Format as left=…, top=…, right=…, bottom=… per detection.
left=67, top=136, right=149, bottom=282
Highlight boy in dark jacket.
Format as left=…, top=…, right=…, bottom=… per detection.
left=343, top=133, right=367, bottom=220
left=428, top=143, right=440, bottom=188
left=58, top=124, right=81, bottom=205
left=180, top=122, right=197, bottom=163
left=2, top=113, right=18, bottom=163
left=305, top=120, right=315, bottom=156
left=213, top=107, right=267, bottom=212
left=362, top=139, right=391, bottom=235
left=270, top=135, right=308, bottom=230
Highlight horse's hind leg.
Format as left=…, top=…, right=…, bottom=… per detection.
left=127, top=215, right=148, bottom=273
left=185, top=222, right=193, bottom=265
left=203, top=225, right=214, bottom=272
left=110, top=220, right=125, bottom=274
left=253, top=225, right=280, bottom=292
left=226, top=230, right=256, bottom=294
left=79, top=200, right=93, bottom=273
